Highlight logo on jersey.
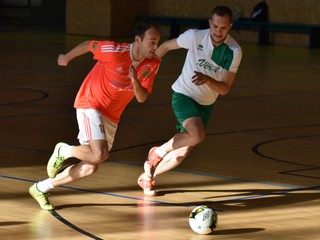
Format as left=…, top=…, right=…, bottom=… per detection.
left=110, top=79, right=132, bottom=91
left=92, top=42, right=98, bottom=50
left=141, top=65, right=152, bottom=77
left=197, top=44, right=204, bottom=51
left=197, top=59, right=219, bottom=72
left=116, top=66, right=124, bottom=72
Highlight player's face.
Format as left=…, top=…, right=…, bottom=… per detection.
left=138, top=27, right=160, bottom=59
left=209, top=14, right=232, bottom=46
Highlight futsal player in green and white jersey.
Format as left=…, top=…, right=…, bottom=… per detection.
left=138, top=5, right=242, bottom=196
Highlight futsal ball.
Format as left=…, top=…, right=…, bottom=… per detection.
left=189, top=205, right=218, bottom=235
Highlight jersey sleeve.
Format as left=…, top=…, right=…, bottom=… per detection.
left=88, top=40, right=113, bottom=62
left=229, top=46, right=242, bottom=73
left=176, top=29, right=195, bottom=49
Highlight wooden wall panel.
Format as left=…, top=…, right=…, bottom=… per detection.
left=65, top=0, right=320, bottom=46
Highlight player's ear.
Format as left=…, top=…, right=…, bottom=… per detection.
left=229, top=22, right=233, bottom=30
left=135, top=35, right=142, bottom=44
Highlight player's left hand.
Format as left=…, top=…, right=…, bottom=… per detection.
left=192, top=71, right=208, bottom=85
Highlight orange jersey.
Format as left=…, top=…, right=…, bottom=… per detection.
left=74, top=40, right=161, bottom=123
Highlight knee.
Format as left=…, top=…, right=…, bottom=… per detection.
left=91, top=149, right=109, bottom=163
left=183, top=118, right=206, bottom=146
left=189, top=131, right=205, bottom=146
left=79, top=163, right=99, bottom=177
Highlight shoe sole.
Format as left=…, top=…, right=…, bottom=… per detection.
left=143, top=189, right=157, bottom=197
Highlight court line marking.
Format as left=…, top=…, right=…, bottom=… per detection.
left=1, top=161, right=320, bottom=239
left=50, top=210, right=103, bottom=240
left=252, top=135, right=320, bottom=168
left=252, top=135, right=320, bottom=179
left=0, top=87, right=48, bottom=106
left=1, top=172, right=318, bottom=209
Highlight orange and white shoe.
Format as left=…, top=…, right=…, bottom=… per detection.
left=144, top=147, right=163, bottom=178
left=137, top=173, right=157, bottom=196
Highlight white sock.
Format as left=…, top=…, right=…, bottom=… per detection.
left=60, top=144, right=73, bottom=158
left=36, top=178, right=54, bottom=193
left=143, top=173, right=152, bottom=180
left=155, top=145, right=167, bottom=158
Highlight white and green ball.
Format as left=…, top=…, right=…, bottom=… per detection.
left=189, top=205, right=218, bottom=235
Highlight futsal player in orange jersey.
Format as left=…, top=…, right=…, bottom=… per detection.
left=29, top=20, right=161, bottom=210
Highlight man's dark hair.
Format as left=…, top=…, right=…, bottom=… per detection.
left=211, top=6, right=233, bottom=22
left=133, top=19, right=160, bottom=39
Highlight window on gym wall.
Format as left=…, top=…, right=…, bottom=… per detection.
left=0, top=0, right=42, bottom=8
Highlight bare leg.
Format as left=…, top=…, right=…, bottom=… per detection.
left=51, top=139, right=108, bottom=187
left=71, top=140, right=109, bottom=163
left=153, top=146, right=192, bottom=177
left=161, top=117, right=205, bottom=152
left=154, top=117, right=205, bottom=177
left=137, top=117, right=206, bottom=195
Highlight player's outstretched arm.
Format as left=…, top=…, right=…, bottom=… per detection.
left=57, top=40, right=90, bottom=66
left=156, top=38, right=180, bottom=58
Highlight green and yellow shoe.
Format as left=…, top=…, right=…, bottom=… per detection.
left=29, top=183, right=54, bottom=210
left=47, top=142, right=68, bottom=178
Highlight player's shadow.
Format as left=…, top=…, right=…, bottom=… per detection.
left=0, top=221, right=29, bottom=226
left=55, top=202, right=138, bottom=210
left=212, top=228, right=265, bottom=235
left=157, top=186, right=320, bottom=212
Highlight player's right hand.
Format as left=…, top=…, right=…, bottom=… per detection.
left=129, top=65, right=138, bottom=83
left=57, top=54, right=68, bottom=66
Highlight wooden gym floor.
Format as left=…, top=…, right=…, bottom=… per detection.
left=0, top=31, right=319, bottom=240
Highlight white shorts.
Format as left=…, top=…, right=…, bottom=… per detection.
left=76, top=109, right=118, bottom=150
